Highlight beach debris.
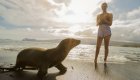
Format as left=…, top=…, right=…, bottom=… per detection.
left=71, top=66, right=74, bottom=70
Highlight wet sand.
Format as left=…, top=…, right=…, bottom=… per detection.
left=0, top=60, right=140, bottom=80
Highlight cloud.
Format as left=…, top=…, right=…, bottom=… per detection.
left=75, top=29, right=95, bottom=37
left=26, top=27, right=32, bottom=31
left=53, top=0, right=71, bottom=6
left=0, top=0, right=75, bottom=40
left=0, top=0, right=140, bottom=42
left=111, top=26, right=140, bottom=42
left=127, top=7, right=140, bottom=19
left=0, top=26, right=60, bottom=40
left=111, top=18, right=140, bottom=42
left=0, top=0, right=61, bottom=27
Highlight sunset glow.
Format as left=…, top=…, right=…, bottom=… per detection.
left=55, top=0, right=101, bottom=23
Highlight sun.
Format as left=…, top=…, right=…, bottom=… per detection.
left=55, top=0, right=101, bottom=23
left=68, top=0, right=100, bottom=14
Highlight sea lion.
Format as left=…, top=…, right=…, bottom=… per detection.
left=14, top=38, right=80, bottom=78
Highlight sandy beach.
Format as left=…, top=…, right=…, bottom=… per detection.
left=0, top=60, right=140, bottom=80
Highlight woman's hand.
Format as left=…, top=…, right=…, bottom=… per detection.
left=101, top=13, right=113, bottom=26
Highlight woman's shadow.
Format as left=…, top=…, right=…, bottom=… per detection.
left=94, top=62, right=110, bottom=76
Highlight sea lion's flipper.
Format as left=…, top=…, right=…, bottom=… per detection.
left=55, top=63, right=67, bottom=74
left=37, top=66, right=48, bottom=79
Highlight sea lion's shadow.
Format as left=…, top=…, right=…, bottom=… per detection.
left=25, top=72, right=63, bottom=80
left=9, top=71, right=64, bottom=80
left=44, top=72, right=63, bottom=80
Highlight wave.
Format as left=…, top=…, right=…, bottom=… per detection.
left=125, top=53, right=140, bottom=62
left=0, top=47, right=24, bottom=52
left=0, top=43, right=140, bottom=63
left=67, top=54, right=130, bottom=63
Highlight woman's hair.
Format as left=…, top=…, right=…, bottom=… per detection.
left=101, top=2, right=108, bottom=7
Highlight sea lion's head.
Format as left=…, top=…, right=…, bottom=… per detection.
left=59, top=38, right=81, bottom=50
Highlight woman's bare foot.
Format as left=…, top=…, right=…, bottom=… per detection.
left=94, top=59, right=97, bottom=63
left=104, top=58, right=107, bottom=63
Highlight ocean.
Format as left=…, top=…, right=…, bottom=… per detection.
left=0, top=40, right=140, bottom=65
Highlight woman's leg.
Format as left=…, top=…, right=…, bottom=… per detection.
left=94, top=36, right=103, bottom=63
left=104, top=36, right=111, bottom=63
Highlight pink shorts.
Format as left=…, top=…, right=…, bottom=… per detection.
left=98, top=24, right=111, bottom=37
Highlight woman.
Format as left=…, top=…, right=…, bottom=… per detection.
left=94, top=2, right=113, bottom=63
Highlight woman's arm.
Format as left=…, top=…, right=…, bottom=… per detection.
left=96, top=14, right=100, bottom=26
left=104, top=13, right=113, bottom=26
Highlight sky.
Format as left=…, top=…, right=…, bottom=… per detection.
left=0, top=0, right=140, bottom=42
